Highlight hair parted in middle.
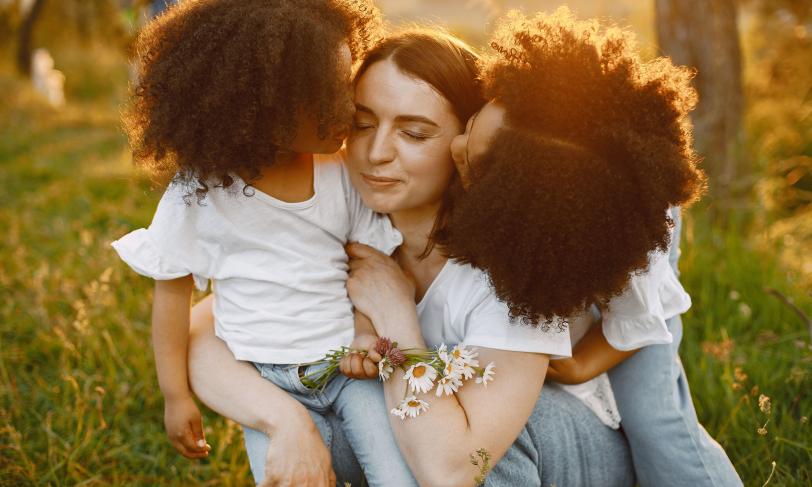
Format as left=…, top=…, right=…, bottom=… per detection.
left=438, top=7, right=707, bottom=323
left=123, top=0, right=382, bottom=201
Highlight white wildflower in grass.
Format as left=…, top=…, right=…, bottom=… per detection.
left=378, top=359, right=394, bottom=381
left=475, top=362, right=496, bottom=387
left=391, top=395, right=430, bottom=419
left=435, top=374, right=463, bottom=396
left=404, top=362, right=438, bottom=394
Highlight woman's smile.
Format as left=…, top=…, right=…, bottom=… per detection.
left=361, top=173, right=402, bottom=188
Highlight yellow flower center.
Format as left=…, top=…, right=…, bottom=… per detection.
left=408, top=400, right=421, bottom=407
left=413, top=365, right=426, bottom=378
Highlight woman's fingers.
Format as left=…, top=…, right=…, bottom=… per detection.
left=346, top=242, right=378, bottom=258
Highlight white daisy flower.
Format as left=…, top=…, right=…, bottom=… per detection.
left=451, top=345, right=478, bottom=364
left=475, top=362, right=496, bottom=387
left=442, top=358, right=463, bottom=379
left=437, top=344, right=450, bottom=363
left=394, top=395, right=430, bottom=419
left=404, top=362, right=438, bottom=394
left=390, top=395, right=430, bottom=420
left=390, top=405, right=407, bottom=420
left=378, top=359, right=394, bottom=381
left=435, top=374, right=463, bottom=396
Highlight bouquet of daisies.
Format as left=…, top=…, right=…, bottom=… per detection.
left=301, top=337, right=495, bottom=420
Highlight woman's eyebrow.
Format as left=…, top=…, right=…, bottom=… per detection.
left=354, top=103, right=439, bottom=127
left=393, top=115, right=439, bottom=127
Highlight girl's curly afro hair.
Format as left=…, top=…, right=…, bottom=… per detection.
left=439, top=8, right=706, bottom=323
left=123, top=0, right=382, bottom=200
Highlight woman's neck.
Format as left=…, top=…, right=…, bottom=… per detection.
left=390, top=203, right=448, bottom=302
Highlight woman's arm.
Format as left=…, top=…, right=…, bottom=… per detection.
left=187, top=295, right=336, bottom=487
left=346, top=244, right=549, bottom=487
left=546, top=322, right=638, bottom=385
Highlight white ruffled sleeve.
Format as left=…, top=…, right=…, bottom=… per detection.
left=111, top=183, right=211, bottom=291
left=601, top=249, right=691, bottom=351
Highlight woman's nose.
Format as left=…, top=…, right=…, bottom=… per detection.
left=368, top=131, right=395, bottom=165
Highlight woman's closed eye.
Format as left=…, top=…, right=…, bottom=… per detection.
left=352, top=119, right=375, bottom=131
left=401, top=129, right=431, bottom=141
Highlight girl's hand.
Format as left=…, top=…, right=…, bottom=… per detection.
left=339, top=333, right=382, bottom=379
left=164, top=395, right=210, bottom=459
left=259, top=414, right=336, bottom=487
left=346, top=243, right=416, bottom=327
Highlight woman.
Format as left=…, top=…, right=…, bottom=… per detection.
left=187, top=28, right=635, bottom=487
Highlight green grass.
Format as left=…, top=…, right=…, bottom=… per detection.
left=1, top=54, right=810, bottom=486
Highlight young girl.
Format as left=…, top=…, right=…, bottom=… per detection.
left=443, top=9, right=742, bottom=486
left=112, top=1, right=417, bottom=485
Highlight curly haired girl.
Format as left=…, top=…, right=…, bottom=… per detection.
left=113, top=1, right=417, bottom=485
left=445, top=8, right=742, bottom=486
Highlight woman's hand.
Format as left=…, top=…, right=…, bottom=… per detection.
left=259, top=415, right=336, bottom=487
left=346, top=243, right=416, bottom=327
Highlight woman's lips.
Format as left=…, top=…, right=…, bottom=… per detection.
left=362, top=173, right=401, bottom=188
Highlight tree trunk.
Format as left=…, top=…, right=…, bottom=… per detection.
left=16, top=0, right=46, bottom=77
left=655, top=0, right=744, bottom=197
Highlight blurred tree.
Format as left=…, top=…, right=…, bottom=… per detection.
left=15, top=0, right=45, bottom=76
left=655, top=0, right=744, bottom=198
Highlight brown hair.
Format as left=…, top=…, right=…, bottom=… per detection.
left=438, top=8, right=706, bottom=322
left=123, top=0, right=382, bottom=201
left=353, top=28, right=486, bottom=257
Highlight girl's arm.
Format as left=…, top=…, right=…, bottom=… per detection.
left=346, top=244, right=549, bottom=487
left=151, top=275, right=209, bottom=459
left=545, top=322, right=638, bottom=385
left=187, top=295, right=337, bottom=487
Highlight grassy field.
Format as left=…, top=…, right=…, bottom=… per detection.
left=1, top=50, right=810, bottom=486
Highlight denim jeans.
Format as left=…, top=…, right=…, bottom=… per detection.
left=607, top=207, right=742, bottom=486
left=242, top=362, right=417, bottom=487
left=487, top=385, right=635, bottom=487
left=244, top=367, right=633, bottom=487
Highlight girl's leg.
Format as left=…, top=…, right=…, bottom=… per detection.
left=187, top=295, right=362, bottom=485
left=608, top=207, right=741, bottom=486
left=608, top=315, right=742, bottom=487
left=330, top=378, right=419, bottom=487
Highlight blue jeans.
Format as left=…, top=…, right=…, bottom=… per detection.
left=487, top=385, right=635, bottom=487
left=607, top=208, right=742, bottom=486
left=242, top=362, right=417, bottom=487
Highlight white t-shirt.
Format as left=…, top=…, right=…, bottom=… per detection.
left=415, top=260, right=572, bottom=358
left=554, top=223, right=693, bottom=429
left=111, top=154, right=402, bottom=364
left=601, top=238, right=692, bottom=351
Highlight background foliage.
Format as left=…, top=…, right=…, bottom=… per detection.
left=1, top=0, right=810, bottom=485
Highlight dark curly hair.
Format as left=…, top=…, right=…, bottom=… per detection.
left=123, top=0, right=382, bottom=200
left=438, top=8, right=706, bottom=322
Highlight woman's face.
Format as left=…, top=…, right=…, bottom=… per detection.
left=449, top=101, right=506, bottom=188
left=346, top=59, right=462, bottom=215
